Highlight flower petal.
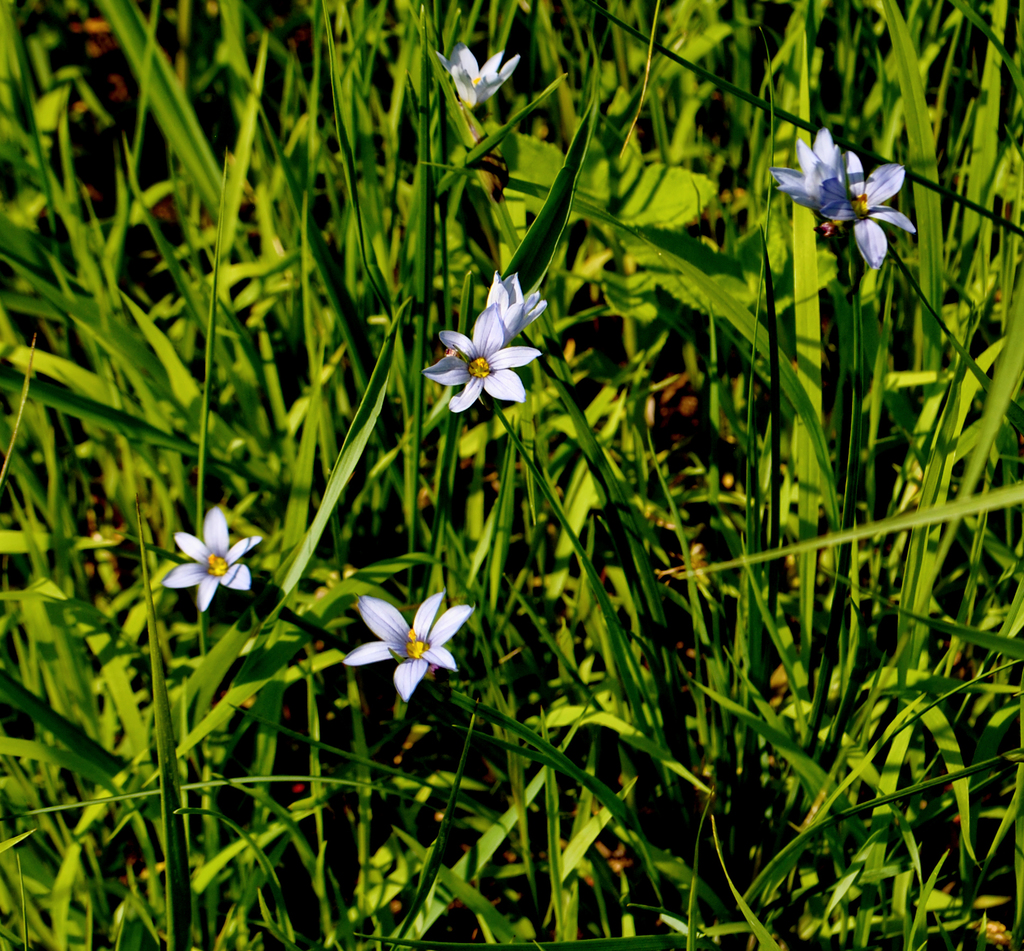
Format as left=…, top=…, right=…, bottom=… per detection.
left=436, top=51, right=455, bottom=73
left=423, top=646, right=458, bottom=670
left=845, top=152, right=865, bottom=192
left=161, top=563, right=209, bottom=588
left=483, top=368, right=526, bottom=403
left=812, top=128, right=841, bottom=169
left=413, top=589, right=446, bottom=639
left=770, top=168, right=818, bottom=210
left=472, top=304, right=506, bottom=357
left=854, top=218, right=888, bottom=269
left=439, top=330, right=476, bottom=358
left=203, top=507, right=230, bottom=558
left=869, top=206, right=916, bottom=233
left=450, top=42, right=478, bottom=77
left=496, top=54, right=519, bottom=83
left=394, top=659, right=429, bottom=702
left=423, top=356, right=471, bottom=386
left=479, top=50, right=505, bottom=78
left=429, top=604, right=474, bottom=647
left=864, top=164, right=905, bottom=204
left=358, top=595, right=410, bottom=646
left=197, top=575, right=220, bottom=612
left=487, top=271, right=509, bottom=310
left=227, top=535, right=261, bottom=565
left=795, top=139, right=821, bottom=177
left=451, top=66, right=478, bottom=106
left=489, top=346, right=541, bottom=370
left=343, top=641, right=397, bottom=666
left=174, top=532, right=210, bottom=562
left=222, top=564, right=252, bottom=591
left=449, top=377, right=485, bottom=413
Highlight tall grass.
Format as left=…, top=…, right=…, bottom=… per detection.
left=0, top=0, right=1022, bottom=948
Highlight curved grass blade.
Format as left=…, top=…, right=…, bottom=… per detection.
left=710, top=816, right=782, bottom=950
left=0, top=334, right=35, bottom=503
left=135, top=497, right=191, bottom=951
left=393, top=712, right=476, bottom=940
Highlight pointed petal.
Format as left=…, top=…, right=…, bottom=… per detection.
left=489, top=346, right=542, bottom=370
left=358, top=595, right=410, bottom=646
left=479, top=50, right=505, bottom=78
left=429, top=604, right=473, bottom=647
left=343, top=641, right=396, bottom=666
left=451, top=67, right=478, bottom=106
left=423, top=356, right=471, bottom=386
left=451, top=42, right=479, bottom=77
left=449, top=377, right=484, bottom=413
left=394, top=659, right=429, bottom=702
left=439, top=330, right=476, bottom=358
left=864, top=164, right=906, bottom=204
left=869, top=206, right=916, bottom=233
left=436, top=51, right=455, bottom=73
left=197, top=575, right=220, bottom=612
left=423, top=646, right=458, bottom=671
left=227, top=535, right=261, bottom=565
left=795, top=139, right=821, bottom=176
left=496, top=53, right=519, bottom=82
left=498, top=302, right=524, bottom=340
left=472, top=304, right=506, bottom=357
left=854, top=218, right=888, bottom=269
left=770, top=168, right=818, bottom=209
left=483, top=368, right=526, bottom=403
left=174, top=532, right=210, bottom=562
left=203, top=507, right=230, bottom=557
left=486, top=271, right=509, bottom=310
left=161, top=563, right=209, bottom=588
left=413, top=589, right=446, bottom=639
left=845, top=152, right=865, bottom=192
left=222, top=564, right=252, bottom=591
left=507, top=273, right=524, bottom=305
left=812, top=128, right=838, bottom=163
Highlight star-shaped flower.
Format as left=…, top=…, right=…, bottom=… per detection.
left=161, top=507, right=261, bottom=612
left=769, top=128, right=846, bottom=213
left=436, top=43, right=520, bottom=108
left=487, top=271, right=548, bottom=345
left=819, top=155, right=916, bottom=269
left=422, top=303, right=541, bottom=412
left=344, top=590, right=472, bottom=701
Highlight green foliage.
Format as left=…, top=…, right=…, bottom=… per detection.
left=0, top=0, right=1021, bottom=948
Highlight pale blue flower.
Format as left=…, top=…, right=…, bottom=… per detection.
left=820, top=155, right=916, bottom=269
left=487, top=271, right=548, bottom=345
left=436, top=43, right=520, bottom=107
left=423, top=303, right=541, bottom=412
left=161, top=507, right=261, bottom=612
left=769, top=129, right=846, bottom=213
left=344, top=591, right=472, bottom=701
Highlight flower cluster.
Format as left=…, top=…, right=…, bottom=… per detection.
left=422, top=271, right=545, bottom=413
left=770, top=128, right=915, bottom=269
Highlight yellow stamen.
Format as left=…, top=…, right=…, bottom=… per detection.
left=407, top=629, right=427, bottom=660
left=472, top=76, right=482, bottom=85
left=207, top=554, right=228, bottom=577
left=468, top=357, right=491, bottom=378
left=851, top=193, right=870, bottom=218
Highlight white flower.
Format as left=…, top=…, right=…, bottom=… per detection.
left=422, top=303, right=541, bottom=412
left=161, top=507, right=261, bottom=612
left=819, top=155, right=916, bottom=269
left=769, top=129, right=846, bottom=213
left=344, top=590, right=472, bottom=701
left=436, top=42, right=520, bottom=108
left=487, top=271, right=547, bottom=345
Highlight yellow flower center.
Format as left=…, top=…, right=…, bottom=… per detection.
left=207, top=554, right=228, bottom=577
left=406, top=629, right=427, bottom=660
left=851, top=193, right=870, bottom=218
left=468, top=357, right=491, bottom=378
left=472, top=76, right=482, bottom=85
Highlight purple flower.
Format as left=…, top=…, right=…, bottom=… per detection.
left=819, top=155, right=916, bottom=269
left=344, top=590, right=473, bottom=701
left=161, top=507, right=261, bottom=612
left=769, top=129, right=846, bottom=213
left=486, top=271, right=547, bottom=345
left=422, top=303, right=541, bottom=412
left=436, top=43, right=520, bottom=108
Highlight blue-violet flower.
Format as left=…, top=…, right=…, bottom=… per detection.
left=487, top=271, right=548, bottom=345
left=769, top=129, right=846, bottom=213
left=161, top=507, right=261, bottom=612
left=344, top=590, right=472, bottom=701
left=436, top=43, right=520, bottom=108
